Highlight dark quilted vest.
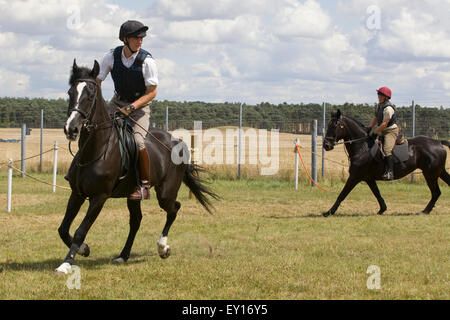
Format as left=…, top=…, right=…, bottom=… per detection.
left=110, top=46, right=151, bottom=103
left=376, top=101, right=397, bottom=127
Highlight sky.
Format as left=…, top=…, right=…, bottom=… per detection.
left=1, top=0, right=450, bottom=107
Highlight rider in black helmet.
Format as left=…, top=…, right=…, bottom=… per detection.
left=97, top=20, right=158, bottom=200
left=119, top=20, right=149, bottom=53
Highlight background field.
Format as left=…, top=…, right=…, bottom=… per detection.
left=0, top=129, right=449, bottom=300
left=2, top=128, right=447, bottom=181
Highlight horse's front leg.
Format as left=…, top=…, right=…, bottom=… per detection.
left=323, top=176, right=360, bottom=217
left=55, top=194, right=108, bottom=274
left=113, top=199, right=142, bottom=263
left=58, top=192, right=90, bottom=257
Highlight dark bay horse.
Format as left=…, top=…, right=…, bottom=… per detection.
left=322, top=109, right=449, bottom=217
left=55, top=60, right=219, bottom=274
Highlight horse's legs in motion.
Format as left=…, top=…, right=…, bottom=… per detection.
left=366, top=180, right=387, bottom=215
left=418, top=174, right=441, bottom=215
left=323, top=176, right=359, bottom=217
left=440, top=170, right=450, bottom=186
left=55, top=194, right=108, bottom=274
left=113, top=199, right=143, bottom=263
left=58, top=192, right=91, bottom=257
left=155, top=183, right=182, bottom=259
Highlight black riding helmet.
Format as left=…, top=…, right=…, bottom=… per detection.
left=119, top=20, right=148, bottom=41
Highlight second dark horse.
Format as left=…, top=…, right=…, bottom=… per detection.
left=323, top=109, right=449, bottom=217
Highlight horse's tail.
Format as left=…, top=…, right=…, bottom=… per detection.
left=183, top=164, right=220, bottom=214
left=440, top=141, right=450, bottom=186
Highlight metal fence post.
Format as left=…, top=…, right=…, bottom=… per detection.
left=238, top=103, right=242, bottom=180
left=40, top=109, right=44, bottom=172
left=189, top=135, right=195, bottom=199
left=294, top=139, right=299, bottom=190
left=411, top=100, right=415, bottom=183
left=21, top=123, right=26, bottom=178
left=165, top=106, right=169, bottom=131
left=53, top=141, right=58, bottom=193
left=311, top=119, right=318, bottom=187
left=7, top=159, right=13, bottom=212
left=322, top=103, right=326, bottom=180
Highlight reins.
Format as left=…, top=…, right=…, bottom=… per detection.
left=333, top=136, right=368, bottom=145
left=328, top=118, right=369, bottom=146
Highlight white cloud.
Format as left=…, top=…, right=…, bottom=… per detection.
left=0, top=67, right=30, bottom=96
left=272, top=0, right=331, bottom=39
left=0, top=0, right=450, bottom=106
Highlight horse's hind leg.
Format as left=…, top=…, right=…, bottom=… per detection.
left=366, top=180, right=387, bottom=215
left=55, top=194, right=108, bottom=274
left=58, top=192, right=90, bottom=257
left=440, top=170, right=450, bottom=186
left=418, top=175, right=441, bottom=215
left=113, top=199, right=143, bottom=263
left=155, top=184, right=182, bottom=259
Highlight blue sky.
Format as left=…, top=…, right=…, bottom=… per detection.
left=1, top=0, right=450, bottom=107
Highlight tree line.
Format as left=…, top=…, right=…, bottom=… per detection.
left=0, top=97, right=449, bottom=139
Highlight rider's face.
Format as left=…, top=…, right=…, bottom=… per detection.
left=377, top=94, right=386, bottom=104
left=127, top=37, right=143, bottom=52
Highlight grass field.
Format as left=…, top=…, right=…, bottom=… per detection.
left=0, top=172, right=449, bottom=299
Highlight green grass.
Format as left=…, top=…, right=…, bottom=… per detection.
left=0, top=173, right=449, bottom=299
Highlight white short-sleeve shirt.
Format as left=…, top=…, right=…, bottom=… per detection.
left=383, top=106, right=398, bottom=129
left=97, top=47, right=158, bottom=87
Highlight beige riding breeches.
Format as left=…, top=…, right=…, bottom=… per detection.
left=108, top=97, right=151, bottom=150
left=382, top=127, right=399, bottom=157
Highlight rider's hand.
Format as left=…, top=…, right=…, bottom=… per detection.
left=118, top=105, right=135, bottom=117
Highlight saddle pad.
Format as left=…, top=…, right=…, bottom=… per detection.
left=370, top=140, right=381, bottom=159
left=392, top=139, right=409, bottom=162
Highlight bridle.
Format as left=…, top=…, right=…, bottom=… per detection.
left=68, top=78, right=98, bottom=121
left=325, top=117, right=369, bottom=147
left=67, top=78, right=113, bottom=162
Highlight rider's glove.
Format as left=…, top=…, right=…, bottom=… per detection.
left=118, top=104, right=135, bottom=117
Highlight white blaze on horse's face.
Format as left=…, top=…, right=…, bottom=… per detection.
left=65, top=82, right=87, bottom=140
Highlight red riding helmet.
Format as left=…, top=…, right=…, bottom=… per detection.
left=377, top=87, right=392, bottom=99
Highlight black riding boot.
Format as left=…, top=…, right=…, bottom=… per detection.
left=382, top=155, right=394, bottom=180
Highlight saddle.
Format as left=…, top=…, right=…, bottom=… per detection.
left=111, top=117, right=140, bottom=196
left=370, top=134, right=409, bottom=163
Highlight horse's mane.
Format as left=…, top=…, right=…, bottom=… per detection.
left=343, top=114, right=369, bottom=133
left=69, top=66, right=94, bottom=86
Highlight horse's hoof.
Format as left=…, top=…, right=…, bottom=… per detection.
left=157, top=235, right=170, bottom=259
left=416, top=210, right=430, bottom=215
left=79, top=243, right=90, bottom=257
left=377, top=210, right=385, bottom=215
left=54, top=262, right=72, bottom=275
left=112, top=256, right=127, bottom=264
left=158, top=245, right=171, bottom=259
left=322, top=211, right=331, bottom=217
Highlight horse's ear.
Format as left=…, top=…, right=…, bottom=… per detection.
left=90, top=60, right=100, bottom=78
left=72, top=59, right=78, bottom=71
left=336, top=109, right=342, bottom=119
